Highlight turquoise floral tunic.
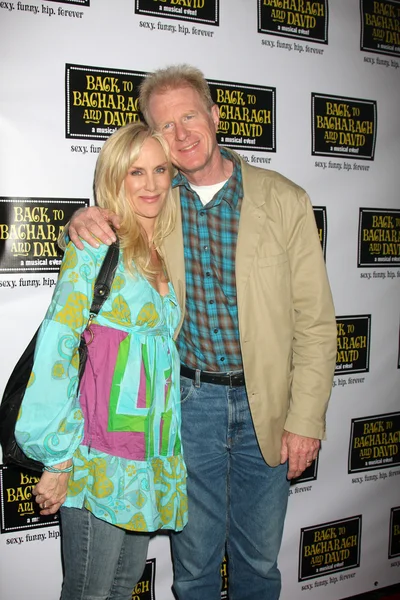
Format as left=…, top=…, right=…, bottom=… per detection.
left=15, top=241, right=187, bottom=532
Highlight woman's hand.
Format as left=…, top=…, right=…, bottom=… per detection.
left=33, top=460, right=72, bottom=515
left=69, top=206, right=121, bottom=250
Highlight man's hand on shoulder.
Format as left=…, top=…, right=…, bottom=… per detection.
left=280, top=430, right=320, bottom=480
left=69, top=206, right=120, bottom=250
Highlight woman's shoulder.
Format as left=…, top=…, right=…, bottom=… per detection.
left=65, top=240, right=114, bottom=264
left=59, top=241, right=119, bottom=283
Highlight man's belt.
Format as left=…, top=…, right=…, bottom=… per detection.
left=181, top=365, right=245, bottom=387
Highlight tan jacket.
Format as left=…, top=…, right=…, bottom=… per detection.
left=161, top=152, right=337, bottom=466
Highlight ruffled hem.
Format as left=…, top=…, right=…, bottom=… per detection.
left=64, top=448, right=188, bottom=532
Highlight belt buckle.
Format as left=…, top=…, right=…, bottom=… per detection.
left=228, top=371, right=240, bottom=386
left=229, top=370, right=244, bottom=386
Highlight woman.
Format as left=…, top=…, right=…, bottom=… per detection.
left=15, top=122, right=187, bottom=600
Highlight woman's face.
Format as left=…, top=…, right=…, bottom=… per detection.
left=124, top=137, right=171, bottom=228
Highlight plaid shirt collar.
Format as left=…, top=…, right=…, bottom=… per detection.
left=172, top=148, right=243, bottom=210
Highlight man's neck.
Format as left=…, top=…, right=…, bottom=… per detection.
left=184, top=154, right=233, bottom=187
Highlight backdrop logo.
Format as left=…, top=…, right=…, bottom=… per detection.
left=258, top=0, right=328, bottom=43
left=335, top=315, right=371, bottom=375
left=66, top=64, right=147, bottom=140
left=132, top=558, right=155, bottom=599
left=0, top=465, right=59, bottom=533
left=135, top=0, right=219, bottom=25
left=311, top=94, right=377, bottom=160
left=361, top=0, right=400, bottom=57
left=299, top=516, right=361, bottom=580
left=220, top=555, right=228, bottom=599
left=358, top=208, right=400, bottom=266
left=389, top=507, right=400, bottom=558
left=0, top=198, right=88, bottom=273
left=398, top=320, right=400, bottom=369
left=208, top=80, right=276, bottom=152
left=348, top=412, right=400, bottom=473
left=313, top=206, right=327, bottom=259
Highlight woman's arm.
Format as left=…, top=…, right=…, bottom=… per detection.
left=15, top=242, right=108, bottom=467
left=33, top=459, right=72, bottom=515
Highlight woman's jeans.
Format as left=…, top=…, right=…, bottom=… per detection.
left=60, top=506, right=149, bottom=600
left=171, top=377, right=290, bottom=600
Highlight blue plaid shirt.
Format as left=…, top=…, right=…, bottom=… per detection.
left=173, top=148, right=243, bottom=372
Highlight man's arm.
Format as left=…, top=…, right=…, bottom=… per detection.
left=59, top=206, right=120, bottom=250
left=281, top=190, right=337, bottom=478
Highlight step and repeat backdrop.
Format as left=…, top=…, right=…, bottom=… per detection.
left=0, top=1, right=399, bottom=599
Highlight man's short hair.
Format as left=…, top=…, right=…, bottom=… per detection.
left=139, top=64, right=214, bottom=125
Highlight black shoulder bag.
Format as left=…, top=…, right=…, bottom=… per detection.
left=0, top=240, right=120, bottom=472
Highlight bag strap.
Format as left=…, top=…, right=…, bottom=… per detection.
left=88, top=239, right=120, bottom=317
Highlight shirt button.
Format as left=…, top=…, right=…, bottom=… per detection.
left=209, top=300, right=214, bottom=305
left=220, top=357, right=225, bottom=362
left=214, top=328, right=219, bottom=333
left=206, top=271, right=211, bottom=277
left=199, top=211, right=205, bottom=216
left=203, top=245, right=208, bottom=251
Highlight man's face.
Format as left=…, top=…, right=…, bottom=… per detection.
left=147, top=86, right=220, bottom=178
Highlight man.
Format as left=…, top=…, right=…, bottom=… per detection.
left=67, top=64, right=337, bottom=599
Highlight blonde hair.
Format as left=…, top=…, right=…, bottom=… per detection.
left=94, top=121, right=175, bottom=279
left=139, top=64, right=214, bottom=126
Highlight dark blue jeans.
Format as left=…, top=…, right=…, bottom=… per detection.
left=60, top=506, right=149, bottom=600
left=171, top=377, right=290, bottom=600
